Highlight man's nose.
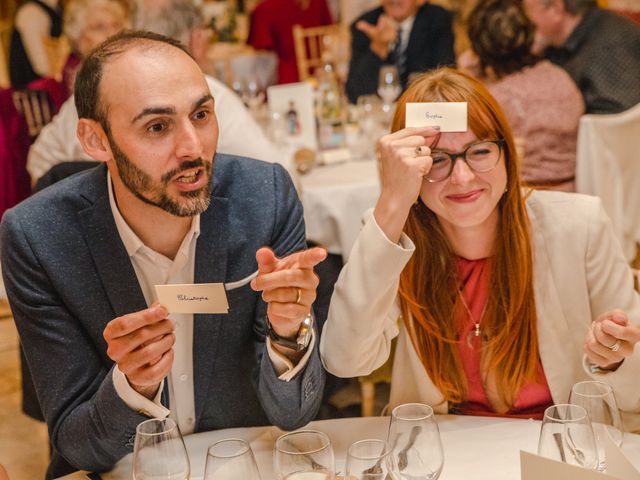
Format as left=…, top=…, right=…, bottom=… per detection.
left=175, top=122, right=203, bottom=159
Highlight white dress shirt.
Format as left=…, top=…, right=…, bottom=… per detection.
left=27, top=75, right=293, bottom=181
left=106, top=174, right=314, bottom=434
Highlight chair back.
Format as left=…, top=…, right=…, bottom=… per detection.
left=11, top=88, right=53, bottom=137
left=293, top=23, right=350, bottom=81
left=43, top=34, right=70, bottom=81
left=0, top=20, right=11, bottom=88
left=575, top=103, right=640, bottom=261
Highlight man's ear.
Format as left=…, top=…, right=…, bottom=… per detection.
left=76, top=118, right=111, bottom=162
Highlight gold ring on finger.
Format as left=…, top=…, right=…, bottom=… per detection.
left=295, top=287, right=303, bottom=305
left=607, top=339, right=621, bottom=352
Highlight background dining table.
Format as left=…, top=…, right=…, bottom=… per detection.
left=58, top=414, right=640, bottom=480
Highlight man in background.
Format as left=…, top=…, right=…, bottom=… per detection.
left=524, top=0, right=640, bottom=114
left=345, top=0, right=455, bottom=103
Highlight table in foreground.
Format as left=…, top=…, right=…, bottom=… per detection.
left=59, top=414, right=640, bottom=480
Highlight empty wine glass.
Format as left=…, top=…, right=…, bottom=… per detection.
left=538, top=404, right=599, bottom=470
left=569, top=381, right=624, bottom=471
left=388, top=403, right=444, bottom=480
left=204, top=438, right=261, bottom=480
left=345, top=439, right=396, bottom=480
left=377, top=65, right=401, bottom=114
left=274, top=430, right=335, bottom=480
left=133, top=418, right=190, bottom=480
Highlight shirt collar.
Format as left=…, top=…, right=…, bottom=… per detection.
left=399, top=15, right=415, bottom=49
left=107, top=171, right=200, bottom=258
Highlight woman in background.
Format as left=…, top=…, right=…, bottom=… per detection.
left=320, top=68, right=640, bottom=429
left=9, top=0, right=62, bottom=88
left=61, top=0, right=129, bottom=95
left=463, top=0, right=583, bottom=191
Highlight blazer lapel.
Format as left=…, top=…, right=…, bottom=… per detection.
left=77, top=167, right=147, bottom=319
left=193, top=195, right=229, bottom=424
left=527, top=202, right=574, bottom=404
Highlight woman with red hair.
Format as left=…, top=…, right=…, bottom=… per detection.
left=320, top=68, right=640, bottom=428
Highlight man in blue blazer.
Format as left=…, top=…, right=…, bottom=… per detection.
left=0, top=31, right=326, bottom=479
left=346, top=0, right=455, bottom=103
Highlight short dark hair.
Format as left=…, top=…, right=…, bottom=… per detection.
left=74, top=30, right=193, bottom=132
left=467, top=0, right=539, bottom=78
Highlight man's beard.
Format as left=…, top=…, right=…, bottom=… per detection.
left=107, top=132, right=213, bottom=217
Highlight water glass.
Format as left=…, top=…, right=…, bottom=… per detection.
left=204, top=438, right=261, bottom=480
left=387, top=403, right=444, bottom=480
left=345, top=439, right=396, bottom=480
left=569, top=381, right=623, bottom=471
left=377, top=65, right=401, bottom=108
left=133, top=417, right=190, bottom=480
left=538, top=404, right=599, bottom=469
left=274, top=430, right=335, bottom=480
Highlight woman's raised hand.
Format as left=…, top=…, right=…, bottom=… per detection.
left=585, top=309, right=640, bottom=369
left=374, top=126, right=440, bottom=243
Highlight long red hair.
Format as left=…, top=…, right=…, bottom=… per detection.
left=394, top=68, right=539, bottom=408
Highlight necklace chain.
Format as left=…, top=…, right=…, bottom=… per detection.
left=459, top=291, right=488, bottom=347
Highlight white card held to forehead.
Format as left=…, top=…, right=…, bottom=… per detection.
left=155, top=283, right=229, bottom=314
left=405, top=102, right=468, bottom=132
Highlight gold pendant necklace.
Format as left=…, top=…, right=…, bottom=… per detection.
left=459, top=291, right=487, bottom=348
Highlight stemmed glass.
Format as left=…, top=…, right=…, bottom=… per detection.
left=377, top=65, right=401, bottom=115
left=132, top=418, right=190, bottom=480
left=387, top=403, right=444, bottom=479
left=569, top=381, right=624, bottom=471
left=538, top=404, right=599, bottom=470
left=274, top=430, right=335, bottom=480
left=204, top=438, right=262, bottom=480
left=345, top=439, right=396, bottom=480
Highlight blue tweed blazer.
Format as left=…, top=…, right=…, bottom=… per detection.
left=0, top=155, right=324, bottom=478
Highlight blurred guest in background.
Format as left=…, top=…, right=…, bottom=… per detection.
left=524, top=0, right=640, bottom=114
left=61, top=0, right=129, bottom=96
left=345, top=0, right=455, bottom=104
left=322, top=68, right=640, bottom=429
left=465, top=0, right=584, bottom=191
left=28, top=0, right=290, bottom=183
left=248, top=0, right=333, bottom=84
left=9, top=0, right=63, bottom=88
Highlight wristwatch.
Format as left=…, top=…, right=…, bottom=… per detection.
left=266, top=313, right=314, bottom=351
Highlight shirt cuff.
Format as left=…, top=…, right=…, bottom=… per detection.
left=266, top=328, right=316, bottom=381
left=582, top=354, right=624, bottom=376
left=112, top=366, right=170, bottom=418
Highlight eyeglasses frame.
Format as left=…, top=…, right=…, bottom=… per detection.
left=426, top=139, right=506, bottom=183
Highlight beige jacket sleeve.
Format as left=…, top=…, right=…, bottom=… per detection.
left=320, top=209, right=415, bottom=377
left=582, top=198, right=640, bottom=414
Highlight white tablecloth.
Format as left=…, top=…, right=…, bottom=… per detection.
left=299, top=160, right=380, bottom=260
left=59, top=414, right=640, bottom=480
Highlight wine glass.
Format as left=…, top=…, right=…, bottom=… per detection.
left=274, top=430, right=335, bottom=480
left=569, top=381, right=624, bottom=471
left=132, top=418, right=190, bottom=480
left=204, top=438, right=262, bottom=480
left=538, top=404, right=599, bottom=470
left=377, top=65, right=401, bottom=115
left=387, top=403, right=444, bottom=480
left=345, top=439, right=396, bottom=480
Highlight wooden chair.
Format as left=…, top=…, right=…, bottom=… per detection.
left=11, top=88, right=53, bottom=137
left=292, top=23, right=350, bottom=81
left=42, top=34, right=70, bottom=81
left=0, top=20, right=11, bottom=88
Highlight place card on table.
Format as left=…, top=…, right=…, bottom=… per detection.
left=267, top=82, right=317, bottom=150
left=520, top=451, right=620, bottom=480
left=155, top=283, right=229, bottom=314
left=405, top=102, right=467, bottom=132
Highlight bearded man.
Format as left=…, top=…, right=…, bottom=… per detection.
left=0, top=31, right=326, bottom=479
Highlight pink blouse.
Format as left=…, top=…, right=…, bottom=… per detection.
left=452, top=257, right=553, bottom=419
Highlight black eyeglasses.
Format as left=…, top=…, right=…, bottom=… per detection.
left=426, top=139, right=505, bottom=183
